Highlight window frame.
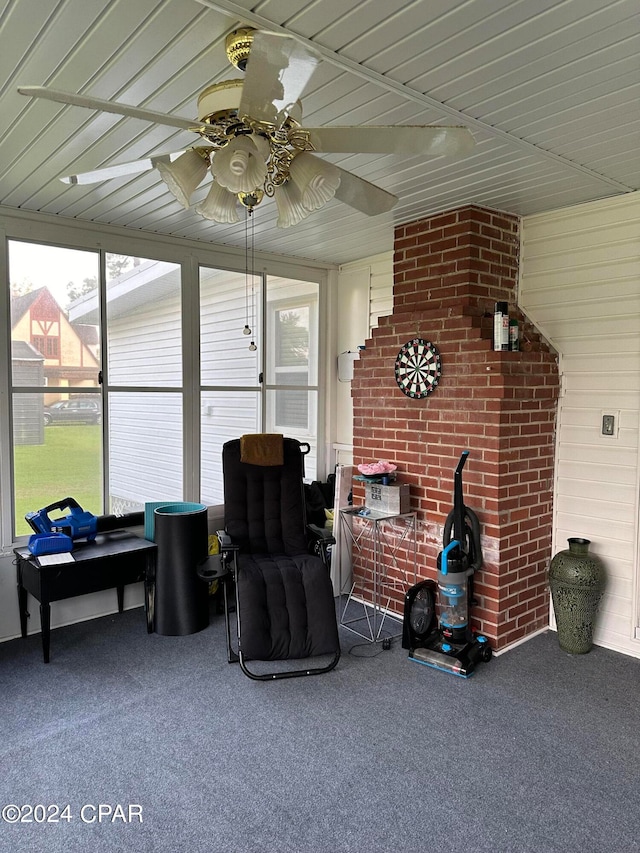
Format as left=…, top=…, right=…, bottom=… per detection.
left=266, top=287, right=319, bottom=437
left=0, top=215, right=331, bottom=549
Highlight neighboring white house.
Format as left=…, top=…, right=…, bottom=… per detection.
left=69, top=259, right=321, bottom=511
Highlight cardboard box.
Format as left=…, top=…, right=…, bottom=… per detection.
left=364, top=482, right=410, bottom=515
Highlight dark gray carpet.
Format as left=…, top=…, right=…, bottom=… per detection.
left=1, top=602, right=639, bottom=853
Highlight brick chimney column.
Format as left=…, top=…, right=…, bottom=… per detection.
left=351, top=206, right=559, bottom=650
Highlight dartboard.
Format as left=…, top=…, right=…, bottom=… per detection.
left=394, top=338, right=442, bottom=399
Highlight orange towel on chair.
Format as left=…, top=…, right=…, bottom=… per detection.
left=240, top=433, right=284, bottom=466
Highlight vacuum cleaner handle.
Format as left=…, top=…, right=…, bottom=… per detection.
left=455, top=450, right=470, bottom=474
left=452, top=451, right=469, bottom=545
left=440, top=539, right=460, bottom=576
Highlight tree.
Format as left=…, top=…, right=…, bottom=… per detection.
left=106, top=254, right=132, bottom=281
left=10, top=277, right=34, bottom=299
left=67, top=276, right=97, bottom=304
left=65, top=255, right=134, bottom=306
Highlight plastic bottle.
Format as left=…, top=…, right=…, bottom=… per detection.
left=493, top=302, right=509, bottom=351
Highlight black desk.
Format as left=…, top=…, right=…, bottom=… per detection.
left=15, top=531, right=157, bottom=663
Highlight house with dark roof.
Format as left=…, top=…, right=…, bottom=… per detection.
left=11, top=286, right=100, bottom=401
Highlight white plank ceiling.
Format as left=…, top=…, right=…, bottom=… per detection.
left=1, top=0, right=638, bottom=264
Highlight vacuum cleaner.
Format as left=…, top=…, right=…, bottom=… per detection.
left=402, top=451, right=492, bottom=678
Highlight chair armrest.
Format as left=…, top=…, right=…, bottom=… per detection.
left=307, top=524, right=335, bottom=567
left=216, top=530, right=239, bottom=571
left=216, top=529, right=236, bottom=549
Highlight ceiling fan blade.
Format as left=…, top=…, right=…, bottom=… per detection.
left=17, top=86, right=196, bottom=131
left=333, top=165, right=398, bottom=216
left=59, top=152, right=187, bottom=185
left=307, top=125, right=475, bottom=157
left=239, top=31, right=320, bottom=126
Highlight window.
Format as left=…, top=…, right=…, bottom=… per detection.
left=3, top=234, right=325, bottom=544
left=199, top=269, right=320, bottom=504
left=31, top=335, right=59, bottom=358
left=266, top=279, right=319, bottom=474
left=9, top=240, right=102, bottom=537
left=272, top=303, right=312, bottom=429
left=74, top=253, right=184, bottom=513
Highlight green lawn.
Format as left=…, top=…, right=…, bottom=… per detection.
left=14, top=425, right=103, bottom=537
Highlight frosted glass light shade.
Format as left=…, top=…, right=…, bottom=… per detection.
left=194, top=179, right=240, bottom=223
left=290, top=152, right=340, bottom=211
left=213, top=136, right=268, bottom=194
left=274, top=182, right=313, bottom=229
left=156, top=149, right=209, bottom=208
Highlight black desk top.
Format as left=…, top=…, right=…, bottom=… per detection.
left=15, top=530, right=156, bottom=565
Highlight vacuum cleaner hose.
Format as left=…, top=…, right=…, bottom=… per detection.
left=443, top=506, right=482, bottom=572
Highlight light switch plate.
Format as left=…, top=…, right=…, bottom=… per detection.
left=602, top=414, right=615, bottom=436
left=601, top=412, right=619, bottom=438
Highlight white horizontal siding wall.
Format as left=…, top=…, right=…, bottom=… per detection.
left=107, top=283, right=184, bottom=509
left=109, top=392, right=183, bottom=507
left=368, top=253, right=394, bottom=330
left=334, top=252, right=393, bottom=464
left=108, top=267, right=261, bottom=509
left=520, top=193, right=640, bottom=658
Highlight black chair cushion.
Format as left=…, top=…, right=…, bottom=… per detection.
left=224, top=438, right=309, bottom=556
left=237, top=552, right=340, bottom=661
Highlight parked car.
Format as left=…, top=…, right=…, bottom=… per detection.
left=43, top=398, right=102, bottom=426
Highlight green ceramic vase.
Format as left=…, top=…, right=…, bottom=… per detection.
left=548, top=538, right=606, bottom=654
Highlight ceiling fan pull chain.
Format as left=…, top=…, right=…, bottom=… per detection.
left=243, top=209, right=251, bottom=338
left=248, top=212, right=257, bottom=352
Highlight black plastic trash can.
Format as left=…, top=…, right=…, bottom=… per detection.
left=154, top=502, right=209, bottom=636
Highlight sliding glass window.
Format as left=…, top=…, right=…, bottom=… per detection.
left=200, top=267, right=319, bottom=504
left=9, top=241, right=102, bottom=537
left=4, top=235, right=324, bottom=542
left=265, top=276, right=319, bottom=476
left=199, top=266, right=263, bottom=505
left=72, top=253, right=184, bottom=513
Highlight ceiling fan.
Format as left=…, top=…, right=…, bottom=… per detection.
left=18, top=28, right=475, bottom=228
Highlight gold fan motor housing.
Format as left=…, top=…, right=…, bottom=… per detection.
left=196, top=25, right=258, bottom=124
left=197, top=79, right=244, bottom=123
left=225, top=27, right=256, bottom=71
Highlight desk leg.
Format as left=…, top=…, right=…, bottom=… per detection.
left=40, top=602, right=51, bottom=664
left=17, top=583, right=29, bottom=638
left=117, top=585, right=124, bottom=613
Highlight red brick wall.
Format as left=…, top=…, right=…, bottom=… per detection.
left=351, top=206, right=559, bottom=650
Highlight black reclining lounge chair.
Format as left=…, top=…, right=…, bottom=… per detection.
left=218, top=434, right=340, bottom=681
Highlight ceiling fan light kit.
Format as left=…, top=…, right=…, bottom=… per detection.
left=155, top=148, right=210, bottom=209
left=17, top=26, right=476, bottom=228
left=212, top=135, right=268, bottom=194
left=195, top=179, right=240, bottom=223
left=273, top=179, right=313, bottom=229
left=289, top=152, right=340, bottom=211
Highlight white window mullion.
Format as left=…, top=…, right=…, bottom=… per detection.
left=182, top=254, right=200, bottom=502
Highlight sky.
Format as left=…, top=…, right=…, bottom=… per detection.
left=8, top=239, right=99, bottom=310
